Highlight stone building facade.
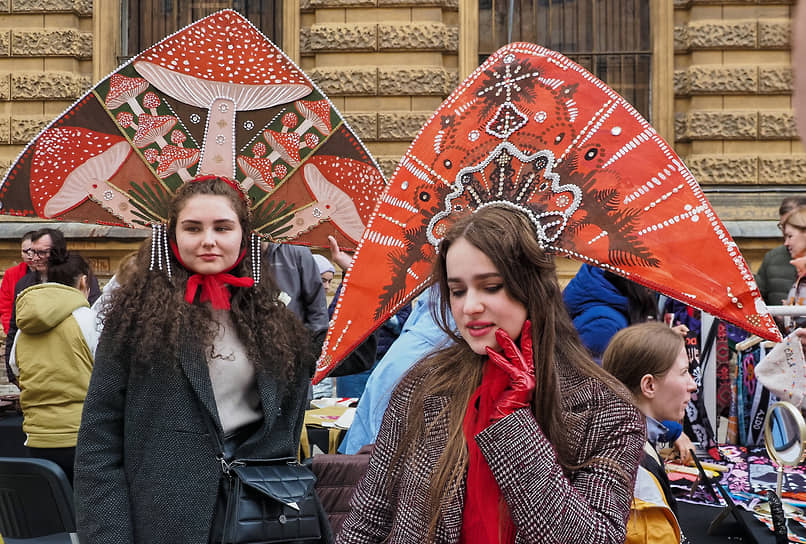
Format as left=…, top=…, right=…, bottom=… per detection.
left=0, top=0, right=801, bottom=285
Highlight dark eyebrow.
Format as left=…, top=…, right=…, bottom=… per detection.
left=180, top=218, right=236, bottom=225
left=447, top=272, right=501, bottom=283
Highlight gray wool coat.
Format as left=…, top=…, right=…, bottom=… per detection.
left=74, top=329, right=317, bottom=544
left=337, top=358, right=645, bottom=544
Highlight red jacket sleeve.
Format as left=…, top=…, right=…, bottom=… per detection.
left=0, top=263, right=27, bottom=334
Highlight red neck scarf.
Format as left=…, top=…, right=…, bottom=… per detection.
left=170, top=241, right=254, bottom=310
left=460, top=358, right=517, bottom=544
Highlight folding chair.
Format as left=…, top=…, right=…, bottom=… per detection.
left=0, top=457, right=77, bottom=544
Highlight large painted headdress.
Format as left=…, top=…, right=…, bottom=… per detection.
left=0, top=10, right=385, bottom=251
left=315, top=42, right=782, bottom=382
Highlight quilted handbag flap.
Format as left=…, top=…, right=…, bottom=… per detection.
left=232, top=463, right=317, bottom=507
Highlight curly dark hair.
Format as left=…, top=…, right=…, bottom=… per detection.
left=98, top=177, right=313, bottom=381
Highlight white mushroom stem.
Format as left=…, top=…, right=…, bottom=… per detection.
left=241, top=177, right=255, bottom=190
left=198, top=97, right=236, bottom=177
left=89, top=182, right=141, bottom=226
left=128, top=98, right=145, bottom=116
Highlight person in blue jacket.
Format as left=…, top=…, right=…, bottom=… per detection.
left=339, top=285, right=451, bottom=453
left=563, top=263, right=693, bottom=461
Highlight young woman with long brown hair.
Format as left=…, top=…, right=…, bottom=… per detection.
left=337, top=206, right=645, bottom=544
left=74, top=176, right=329, bottom=543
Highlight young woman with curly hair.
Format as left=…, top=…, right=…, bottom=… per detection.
left=74, top=176, right=328, bottom=544
left=337, top=206, right=645, bottom=544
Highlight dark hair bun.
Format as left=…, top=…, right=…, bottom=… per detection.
left=48, top=247, right=69, bottom=266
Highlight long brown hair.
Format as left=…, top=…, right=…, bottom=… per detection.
left=602, top=322, right=685, bottom=397
left=395, top=206, right=629, bottom=537
left=98, top=177, right=312, bottom=381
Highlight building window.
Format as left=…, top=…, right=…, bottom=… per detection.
left=123, top=1, right=282, bottom=61
left=478, top=0, right=651, bottom=120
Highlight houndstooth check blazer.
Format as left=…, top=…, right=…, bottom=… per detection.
left=337, top=358, right=645, bottom=544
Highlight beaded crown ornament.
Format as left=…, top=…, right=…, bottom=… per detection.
left=0, top=10, right=386, bottom=252
left=314, top=42, right=782, bottom=382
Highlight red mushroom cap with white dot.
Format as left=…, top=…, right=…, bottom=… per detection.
left=30, top=127, right=131, bottom=217
left=237, top=155, right=274, bottom=191
left=133, top=10, right=311, bottom=111
left=157, top=145, right=200, bottom=178
left=297, top=100, right=332, bottom=134
left=303, top=156, right=386, bottom=242
left=264, top=130, right=301, bottom=167
left=105, top=74, right=149, bottom=109
left=133, top=114, right=177, bottom=148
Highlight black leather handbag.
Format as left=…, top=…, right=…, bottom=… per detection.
left=221, top=457, right=322, bottom=544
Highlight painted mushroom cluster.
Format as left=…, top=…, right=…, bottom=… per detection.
left=0, top=9, right=386, bottom=249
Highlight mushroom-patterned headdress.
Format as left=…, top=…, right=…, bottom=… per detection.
left=314, top=42, right=782, bottom=382
left=0, top=9, right=385, bottom=251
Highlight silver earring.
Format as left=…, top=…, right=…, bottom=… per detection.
left=251, top=232, right=261, bottom=284
left=149, top=223, right=172, bottom=279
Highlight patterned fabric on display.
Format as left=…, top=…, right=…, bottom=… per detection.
left=314, top=42, right=781, bottom=382
left=0, top=9, right=385, bottom=250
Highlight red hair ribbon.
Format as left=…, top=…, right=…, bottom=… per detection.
left=190, top=174, right=250, bottom=206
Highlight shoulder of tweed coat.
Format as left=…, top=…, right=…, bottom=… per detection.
left=336, top=356, right=645, bottom=544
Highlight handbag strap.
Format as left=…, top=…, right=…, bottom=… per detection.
left=199, top=406, right=239, bottom=475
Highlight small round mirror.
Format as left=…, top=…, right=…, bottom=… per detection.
left=756, top=401, right=806, bottom=517
left=765, top=401, right=806, bottom=467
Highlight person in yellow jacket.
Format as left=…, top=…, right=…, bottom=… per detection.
left=9, top=251, right=99, bottom=484
left=604, top=322, right=698, bottom=544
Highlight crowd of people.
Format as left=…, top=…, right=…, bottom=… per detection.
left=0, top=178, right=804, bottom=543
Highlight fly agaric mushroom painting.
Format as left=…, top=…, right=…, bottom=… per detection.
left=0, top=9, right=385, bottom=250
left=313, top=42, right=782, bottom=382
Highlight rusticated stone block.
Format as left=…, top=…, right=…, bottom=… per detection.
left=11, top=0, right=91, bottom=15
left=307, top=0, right=374, bottom=6
left=11, top=116, right=48, bottom=144
left=759, top=20, right=791, bottom=49
left=675, top=66, right=757, bottom=95
left=0, top=158, right=11, bottom=180
left=343, top=112, right=378, bottom=141
left=0, top=117, right=10, bottom=144
left=0, top=74, right=10, bottom=100
left=685, top=20, right=756, bottom=49
left=759, top=155, right=806, bottom=183
left=674, top=25, right=688, bottom=52
left=379, top=0, right=457, bottom=6
left=674, top=112, right=688, bottom=142
left=11, top=71, right=91, bottom=100
left=378, top=67, right=457, bottom=96
left=379, top=23, right=458, bottom=51
left=685, top=155, right=757, bottom=184
left=11, top=29, right=92, bottom=58
left=303, top=24, right=376, bottom=52
left=376, top=156, right=402, bottom=180
left=759, top=111, right=797, bottom=139
left=759, top=66, right=792, bottom=93
left=0, top=31, right=9, bottom=56
left=308, top=67, right=377, bottom=96
left=685, top=111, right=757, bottom=140
left=673, top=70, right=688, bottom=96
left=378, top=112, right=432, bottom=140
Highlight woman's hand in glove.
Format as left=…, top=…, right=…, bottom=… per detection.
left=485, top=320, right=535, bottom=423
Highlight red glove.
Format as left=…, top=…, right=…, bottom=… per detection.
left=485, top=320, right=535, bottom=423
